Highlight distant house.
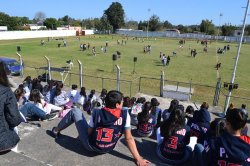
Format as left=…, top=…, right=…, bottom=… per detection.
left=0, top=26, right=8, bottom=31
left=28, top=24, right=46, bottom=30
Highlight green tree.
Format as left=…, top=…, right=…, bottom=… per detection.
left=138, top=21, right=147, bottom=31
left=44, top=18, right=58, bottom=30
left=148, top=15, right=162, bottom=31
left=0, top=12, right=19, bottom=30
left=200, top=19, right=216, bottom=35
left=163, top=20, right=173, bottom=29
left=177, top=24, right=188, bottom=33
left=104, top=2, right=125, bottom=32
left=221, top=24, right=237, bottom=36
left=125, top=20, right=138, bottom=29
left=97, top=14, right=112, bottom=33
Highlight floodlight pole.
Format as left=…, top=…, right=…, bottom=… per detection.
left=116, top=65, right=120, bottom=91
left=223, top=0, right=250, bottom=114
left=44, top=56, right=51, bottom=81
left=16, top=52, right=23, bottom=77
left=77, top=60, right=83, bottom=87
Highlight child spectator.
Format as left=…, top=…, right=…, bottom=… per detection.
left=51, top=90, right=150, bottom=166
left=68, top=84, right=79, bottom=104
left=156, top=108, right=192, bottom=165
left=150, top=98, right=162, bottom=128
left=197, top=108, right=250, bottom=166
left=189, top=102, right=211, bottom=146
left=137, top=102, right=154, bottom=137
left=54, top=82, right=69, bottom=107
left=77, top=87, right=87, bottom=109
left=14, top=88, right=28, bottom=108
left=185, top=105, right=195, bottom=124
left=130, top=97, right=146, bottom=125
left=43, top=80, right=56, bottom=104
left=162, top=99, right=179, bottom=121
left=98, top=88, right=107, bottom=106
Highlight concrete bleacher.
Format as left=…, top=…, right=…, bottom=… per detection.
left=2, top=77, right=249, bottom=166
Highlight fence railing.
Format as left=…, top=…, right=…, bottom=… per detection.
left=21, top=66, right=250, bottom=108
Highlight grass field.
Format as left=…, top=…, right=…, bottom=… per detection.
left=0, top=35, right=249, bottom=108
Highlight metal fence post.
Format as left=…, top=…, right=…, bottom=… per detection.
left=160, top=71, right=164, bottom=97
left=213, top=77, right=221, bottom=106
left=77, top=60, right=83, bottom=87
left=16, top=52, right=23, bottom=78
left=44, top=56, right=51, bottom=80
left=116, top=65, right=120, bottom=91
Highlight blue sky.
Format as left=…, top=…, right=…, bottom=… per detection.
left=0, top=0, right=248, bottom=26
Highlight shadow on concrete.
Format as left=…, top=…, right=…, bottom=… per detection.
left=46, top=130, right=101, bottom=157
left=109, top=150, right=134, bottom=163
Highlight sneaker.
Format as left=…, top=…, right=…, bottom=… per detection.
left=51, top=127, right=60, bottom=138
left=44, top=113, right=57, bottom=121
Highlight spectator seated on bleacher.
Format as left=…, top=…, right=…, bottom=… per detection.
left=194, top=108, right=250, bottom=166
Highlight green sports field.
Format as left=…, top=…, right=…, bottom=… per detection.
left=0, top=35, right=249, bottom=108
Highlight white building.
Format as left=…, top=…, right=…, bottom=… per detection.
left=0, top=26, right=8, bottom=31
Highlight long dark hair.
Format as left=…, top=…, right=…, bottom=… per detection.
left=160, top=108, right=185, bottom=139
left=0, top=62, right=10, bottom=87
left=29, top=89, right=42, bottom=103
left=137, top=102, right=152, bottom=124
left=55, top=82, right=64, bottom=96
left=79, top=87, right=86, bottom=97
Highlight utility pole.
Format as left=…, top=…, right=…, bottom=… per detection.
left=223, top=0, right=250, bottom=114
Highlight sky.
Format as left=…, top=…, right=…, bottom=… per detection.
left=0, top=0, right=249, bottom=26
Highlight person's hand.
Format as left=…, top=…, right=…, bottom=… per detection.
left=136, top=158, right=151, bottom=166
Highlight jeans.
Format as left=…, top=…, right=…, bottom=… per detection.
left=57, top=108, right=97, bottom=152
left=193, top=143, right=204, bottom=166
left=19, top=103, right=46, bottom=119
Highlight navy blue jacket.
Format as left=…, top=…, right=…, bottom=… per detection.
left=89, top=108, right=127, bottom=153
left=160, top=125, right=190, bottom=160
left=203, top=132, right=250, bottom=166
left=0, top=85, right=22, bottom=151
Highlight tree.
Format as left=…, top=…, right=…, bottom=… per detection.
left=44, top=18, right=58, bottom=30
left=138, top=21, right=147, bottom=31
left=177, top=24, right=188, bottom=33
left=98, top=14, right=113, bottom=33
left=200, top=19, right=216, bottom=35
left=0, top=12, right=19, bottom=30
left=34, top=11, right=46, bottom=25
left=245, top=25, right=250, bottom=36
left=124, top=20, right=138, bottom=29
left=148, top=15, right=162, bottom=31
left=104, top=2, right=125, bottom=32
left=163, top=20, right=173, bottom=29
left=221, top=24, right=237, bottom=36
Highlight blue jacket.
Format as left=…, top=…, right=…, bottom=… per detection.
left=203, top=132, right=250, bottom=166
left=0, top=85, right=22, bottom=151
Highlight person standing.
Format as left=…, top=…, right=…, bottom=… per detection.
left=0, top=62, right=22, bottom=153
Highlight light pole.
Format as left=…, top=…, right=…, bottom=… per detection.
left=223, top=0, right=250, bottom=114
left=146, top=8, right=151, bottom=38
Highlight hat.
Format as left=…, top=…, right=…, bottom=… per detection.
left=151, top=98, right=160, bottom=106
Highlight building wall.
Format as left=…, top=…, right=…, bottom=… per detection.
left=0, top=30, right=76, bottom=40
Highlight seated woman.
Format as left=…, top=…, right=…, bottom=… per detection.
left=156, top=108, right=192, bottom=165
